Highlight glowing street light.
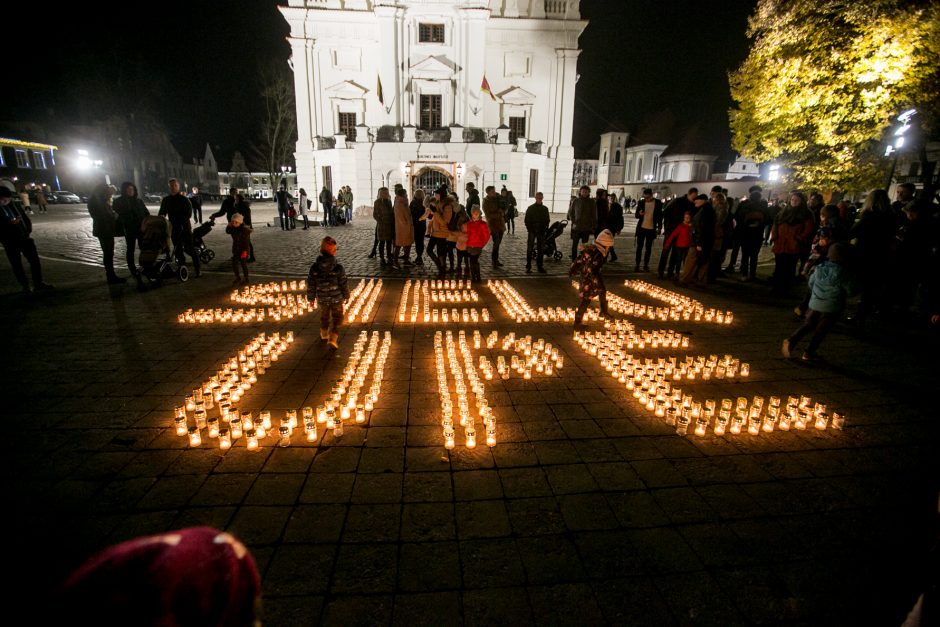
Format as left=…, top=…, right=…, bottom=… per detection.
left=885, top=108, right=916, bottom=187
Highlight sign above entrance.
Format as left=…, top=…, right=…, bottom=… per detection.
left=417, top=153, right=449, bottom=160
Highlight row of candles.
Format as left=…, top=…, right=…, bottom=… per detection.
left=178, top=296, right=314, bottom=324
left=574, top=328, right=845, bottom=435
left=434, top=330, right=496, bottom=449
left=622, top=280, right=735, bottom=324
left=230, top=280, right=306, bottom=305
left=175, top=332, right=295, bottom=447
left=175, top=330, right=392, bottom=449
left=345, top=279, right=383, bottom=323
left=488, top=280, right=538, bottom=322
left=398, top=280, right=488, bottom=323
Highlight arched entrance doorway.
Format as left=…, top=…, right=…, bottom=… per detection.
left=412, top=166, right=454, bottom=197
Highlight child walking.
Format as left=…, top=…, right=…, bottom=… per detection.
left=782, top=242, right=855, bottom=362
left=570, top=229, right=616, bottom=328
left=225, top=213, right=252, bottom=285
left=794, top=204, right=845, bottom=316
left=307, top=236, right=350, bottom=350
left=465, top=205, right=491, bottom=283
left=659, top=211, right=692, bottom=279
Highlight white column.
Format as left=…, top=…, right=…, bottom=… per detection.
left=461, top=8, right=489, bottom=128
left=375, top=5, right=402, bottom=125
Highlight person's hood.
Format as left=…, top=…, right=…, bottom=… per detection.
left=315, top=254, right=337, bottom=271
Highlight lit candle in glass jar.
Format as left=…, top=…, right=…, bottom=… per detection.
left=287, top=410, right=298, bottom=429
left=814, top=412, right=829, bottom=430
left=246, top=428, right=259, bottom=450
left=278, top=425, right=291, bottom=447
left=187, top=426, right=202, bottom=447
left=207, top=416, right=220, bottom=438
left=831, top=411, right=845, bottom=430
left=219, top=428, right=231, bottom=450
left=175, top=415, right=188, bottom=436
left=230, top=417, right=243, bottom=438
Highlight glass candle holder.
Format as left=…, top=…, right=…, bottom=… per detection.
left=219, top=428, right=231, bottom=450
left=286, top=410, right=298, bottom=429
left=207, top=416, right=220, bottom=438
left=814, top=412, right=829, bottom=430
left=465, top=427, right=476, bottom=448
left=831, top=411, right=846, bottom=430
left=187, top=426, right=202, bottom=447
left=246, top=428, right=259, bottom=450
left=230, top=417, right=243, bottom=438
left=694, top=416, right=709, bottom=437
left=278, top=425, right=291, bottom=447
left=175, top=415, right=188, bottom=436
left=675, top=414, right=691, bottom=436
left=333, top=415, right=345, bottom=436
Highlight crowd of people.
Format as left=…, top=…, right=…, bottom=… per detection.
left=4, top=176, right=938, bottom=343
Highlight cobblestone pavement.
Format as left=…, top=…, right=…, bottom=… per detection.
left=3, top=234, right=937, bottom=626
left=23, top=201, right=776, bottom=280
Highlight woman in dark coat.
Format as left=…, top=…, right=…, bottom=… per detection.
left=87, top=183, right=124, bottom=284
left=410, top=189, right=428, bottom=265
left=373, top=187, right=395, bottom=266
left=112, top=181, right=150, bottom=286
left=606, top=194, right=624, bottom=261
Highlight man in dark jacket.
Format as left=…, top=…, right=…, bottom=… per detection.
left=678, top=194, right=715, bottom=286
left=568, top=185, right=597, bottom=260
left=465, top=183, right=480, bottom=221
left=275, top=184, right=294, bottom=231
left=728, top=186, right=768, bottom=279
left=482, top=186, right=506, bottom=266
left=524, top=192, right=550, bottom=273
left=158, top=178, right=200, bottom=277
left=0, top=186, right=53, bottom=292
left=188, top=186, right=203, bottom=223
left=210, top=187, right=241, bottom=223
left=634, top=188, right=663, bottom=272
left=113, top=181, right=150, bottom=286
left=657, top=188, right=697, bottom=276
left=307, top=236, right=350, bottom=349
left=319, top=187, right=333, bottom=226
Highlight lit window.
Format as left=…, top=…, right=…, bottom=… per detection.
left=16, top=150, right=29, bottom=168
left=418, top=24, right=445, bottom=43
left=33, top=152, right=46, bottom=169
left=420, top=95, right=442, bottom=130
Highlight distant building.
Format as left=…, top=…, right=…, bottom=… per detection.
left=281, top=0, right=586, bottom=212
left=218, top=151, right=297, bottom=200
left=0, top=137, right=60, bottom=194
left=572, top=159, right=598, bottom=188
left=717, top=155, right=760, bottom=180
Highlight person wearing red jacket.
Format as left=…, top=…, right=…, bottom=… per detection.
left=465, top=205, right=491, bottom=283
left=659, top=211, right=692, bottom=279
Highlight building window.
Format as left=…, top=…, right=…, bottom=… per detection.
left=614, top=150, right=621, bottom=165
left=338, top=112, right=357, bottom=140
left=509, top=116, right=526, bottom=143
left=420, top=94, right=442, bottom=130
left=322, top=166, right=333, bottom=194
left=16, top=150, right=29, bottom=168
left=636, top=158, right=643, bottom=181
left=418, top=24, right=445, bottom=43
left=0, top=149, right=5, bottom=167
left=33, top=152, right=46, bottom=169
left=602, top=151, right=607, bottom=166
left=528, top=169, right=538, bottom=198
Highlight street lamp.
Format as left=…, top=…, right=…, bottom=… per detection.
left=884, top=108, right=916, bottom=188
left=279, top=165, right=292, bottom=191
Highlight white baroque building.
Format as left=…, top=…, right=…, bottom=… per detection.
left=280, top=0, right=586, bottom=212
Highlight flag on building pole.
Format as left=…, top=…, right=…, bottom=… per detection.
left=481, top=76, right=496, bottom=101
left=377, top=73, right=385, bottom=106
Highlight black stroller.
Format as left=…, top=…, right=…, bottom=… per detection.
left=192, top=219, right=216, bottom=264
left=530, top=219, right=568, bottom=261
left=137, top=215, right=190, bottom=285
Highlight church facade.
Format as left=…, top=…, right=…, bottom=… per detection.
left=280, top=0, right=586, bottom=212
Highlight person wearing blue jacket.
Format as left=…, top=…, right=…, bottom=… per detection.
left=782, top=242, right=856, bottom=361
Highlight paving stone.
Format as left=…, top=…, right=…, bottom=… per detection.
left=392, top=591, right=462, bottom=627
left=462, top=587, right=535, bottom=627
left=460, top=538, right=525, bottom=588
left=343, top=503, right=401, bottom=542
left=321, top=594, right=394, bottom=627
left=283, top=503, right=347, bottom=543
left=330, top=543, right=398, bottom=594
left=398, top=541, right=461, bottom=591
left=264, top=543, right=335, bottom=595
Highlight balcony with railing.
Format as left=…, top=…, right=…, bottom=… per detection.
left=313, top=126, right=544, bottom=154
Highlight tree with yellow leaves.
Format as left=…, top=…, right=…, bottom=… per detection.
left=729, top=0, right=940, bottom=192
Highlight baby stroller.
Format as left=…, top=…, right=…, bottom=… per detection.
left=137, top=215, right=190, bottom=285
left=192, top=219, right=216, bottom=264
left=530, top=219, right=568, bottom=261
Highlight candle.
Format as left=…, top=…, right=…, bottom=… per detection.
left=246, top=429, right=259, bottom=450
left=219, top=428, right=231, bottom=450
left=814, top=413, right=829, bottom=430
left=175, top=415, right=188, bottom=436
left=187, top=426, right=202, bottom=447
left=831, top=411, right=845, bottom=430
left=278, top=425, right=291, bottom=447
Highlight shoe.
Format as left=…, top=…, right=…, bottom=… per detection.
left=107, top=276, right=127, bottom=285
left=801, top=352, right=822, bottom=362
left=724, top=266, right=735, bottom=274
left=368, top=252, right=376, bottom=259
left=320, top=330, right=329, bottom=340
left=740, top=276, right=751, bottom=282
left=793, top=306, right=805, bottom=317
left=327, top=338, right=339, bottom=350
left=403, top=260, right=412, bottom=266
left=610, top=254, right=618, bottom=262
left=232, top=278, right=243, bottom=285
left=599, top=310, right=617, bottom=320
left=242, top=278, right=250, bottom=285
left=380, top=259, right=387, bottom=267
left=781, top=339, right=791, bottom=358
left=634, top=265, right=640, bottom=272
left=526, top=266, right=532, bottom=273
left=538, top=267, right=547, bottom=274
left=415, top=258, right=424, bottom=265
left=658, top=272, right=665, bottom=279
left=493, top=260, right=504, bottom=267
left=573, top=322, right=588, bottom=332
left=193, top=272, right=202, bottom=278
left=35, top=282, right=54, bottom=291
left=643, top=266, right=650, bottom=272
left=21, top=285, right=32, bottom=293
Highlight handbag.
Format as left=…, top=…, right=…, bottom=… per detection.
left=288, top=207, right=297, bottom=218
left=113, top=213, right=125, bottom=237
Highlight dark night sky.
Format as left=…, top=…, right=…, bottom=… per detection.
left=6, top=0, right=753, bottom=161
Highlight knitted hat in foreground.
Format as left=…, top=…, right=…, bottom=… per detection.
left=321, top=235, right=337, bottom=256
left=60, top=526, right=261, bottom=627
left=595, top=229, right=615, bottom=252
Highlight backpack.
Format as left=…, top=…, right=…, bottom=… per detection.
left=448, top=206, right=465, bottom=232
